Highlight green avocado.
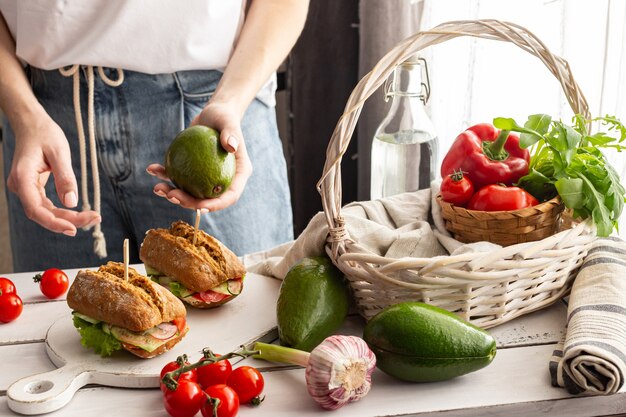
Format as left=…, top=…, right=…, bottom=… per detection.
left=363, top=302, right=497, bottom=382
left=165, top=125, right=235, bottom=199
left=276, top=256, right=350, bottom=352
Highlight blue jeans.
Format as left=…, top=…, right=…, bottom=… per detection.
left=2, top=68, right=293, bottom=272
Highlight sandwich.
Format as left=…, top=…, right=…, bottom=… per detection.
left=67, top=261, right=189, bottom=358
left=139, top=220, right=246, bottom=308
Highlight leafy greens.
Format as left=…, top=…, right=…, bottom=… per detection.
left=72, top=314, right=122, bottom=357
left=493, top=114, right=626, bottom=236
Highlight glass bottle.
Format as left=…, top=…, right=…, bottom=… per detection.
left=370, top=56, right=438, bottom=200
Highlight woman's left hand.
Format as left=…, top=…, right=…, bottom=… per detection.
left=146, top=101, right=253, bottom=212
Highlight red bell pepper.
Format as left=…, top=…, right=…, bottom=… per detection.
left=440, top=123, right=530, bottom=190
left=468, top=184, right=539, bottom=212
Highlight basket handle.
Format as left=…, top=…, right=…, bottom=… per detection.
left=317, top=19, right=590, bottom=252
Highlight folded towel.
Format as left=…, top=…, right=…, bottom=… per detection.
left=244, top=179, right=523, bottom=280
left=243, top=188, right=448, bottom=279
left=549, top=237, right=626, bottom=395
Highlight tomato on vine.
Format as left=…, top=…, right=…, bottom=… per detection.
left=440, top=170, right=475, bottom=207
left=227, top=366, right=265, bottom=405
left=201, top=384, right=239, bottom=417
left=163, top=380, right=206, bottom=417
left=160, top=360, right=198, bottom=393
left=33, top=268, right=69, bottom=299
left=197, top=354, right=232, bottom=389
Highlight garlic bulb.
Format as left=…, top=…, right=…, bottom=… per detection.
left=305, top=335, right=376, bottom=409
left=254, top=335, right=376, bottom=410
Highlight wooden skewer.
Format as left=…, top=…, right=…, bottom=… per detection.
left=192, top=209, right=201, bottom=246
left=123, top=238, right=129, bottom=281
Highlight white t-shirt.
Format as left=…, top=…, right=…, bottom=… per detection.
left=0, top=0, right=276, bottom=105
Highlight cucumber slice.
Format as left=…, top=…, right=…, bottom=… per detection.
left=158, top=276, right=174, bottom=286
left=144, top=264, right=163, bottom=277
left=210, top=281, right=230, bottom=295
left=227, top=279, right=243, bottom=295
left=169, top=281, right=194, bottom=298
left=210, top=278, right=243, bottom=296
left=72, top=312, right=101, bottom=325
left=109, top=325, right=167, bottom=352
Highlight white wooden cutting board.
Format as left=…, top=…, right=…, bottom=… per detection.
left=6, top=272, right=281, bottom=415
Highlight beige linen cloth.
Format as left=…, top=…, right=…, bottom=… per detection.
left=549, top=237, right=626, bottom=395
left=243, top=187, right=450, bottom=279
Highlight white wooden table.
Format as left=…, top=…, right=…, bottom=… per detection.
left=1, top=266, right=625, bottom=417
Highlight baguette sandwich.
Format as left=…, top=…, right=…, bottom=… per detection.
left=139, top=220, right=246, bottom=308
left=67, top=261, right=188, bottom=358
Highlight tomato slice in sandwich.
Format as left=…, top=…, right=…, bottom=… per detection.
left=172, top=317, right=187, bottom=333
left=193, top=290, right=230, bottom=303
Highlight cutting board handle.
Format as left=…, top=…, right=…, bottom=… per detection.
left=7, top=365, right=92, bottom=415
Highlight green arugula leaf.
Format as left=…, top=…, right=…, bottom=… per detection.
left=493, top=117, right=545, bottom=148
left=573, top=114, right=588, bottom=136
left=525, top=114, right=552, bottom=134
left=496, top=113, right=625, bottom=236
left=546, top=122, right=569, bottom=153
left=528, top=144, right=554, bottom=172
left=492, top=117, right=518, bottom=130
left=594, top=115, right=626, bottom=142
left=517, top=169, right=556, bottom=202
left=521, top=114, right=552, bottom=149
left=555, top=178, right=585, bottom=209
left=602, top=159, right=625, bottom=220
left=564, top=124, right=582, bottom=150
left=586, top=132, right=616, bottom=146
left=552, top=123, right=581, bottom=165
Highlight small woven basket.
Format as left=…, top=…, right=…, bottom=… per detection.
left=437, top=195, right=565, bottom=246
left=317, top=19, right=597, bottom=328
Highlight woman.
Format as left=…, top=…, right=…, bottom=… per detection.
left=0, top=0, right=308, bottom=272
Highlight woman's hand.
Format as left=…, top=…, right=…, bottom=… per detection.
left=0, top=14, right=100, bottom=235
left=146, top=101, right=253, bottom=212
left=7, top=116, right=101, bottom=235
left=146, top=0, right=309, bottom=212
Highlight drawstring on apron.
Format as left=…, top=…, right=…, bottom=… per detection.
left=59, top=65, right=125, bottom=258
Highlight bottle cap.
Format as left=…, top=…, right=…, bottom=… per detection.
left=384, top=55, right=431, bottom=103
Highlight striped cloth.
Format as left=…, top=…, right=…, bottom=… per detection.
left=549, top=237, right=626, bottom=395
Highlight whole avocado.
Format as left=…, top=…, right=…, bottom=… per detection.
left=363, top=302, right=496, bottom=382
left=276, top=256, right=350, bottom=352
left=165, top=125, right=235, bottom=199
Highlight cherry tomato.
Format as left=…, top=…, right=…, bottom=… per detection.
left=0, top=277, right=16, bottom=296
left=201, top=384, right=239, bottom=417
left=0, top=293, right=23, bottom=323
left=160, top=360, right=198, bottom=393
left=440, top=170, right=475, bottom=207
left=163, top=380, right=206, bottom=417
left=33, top=268, right=69, bottom=299
left=468, top=184, right=539, bottom=212
left=197, top=355, right=232, bottom=389
left=226, top=366, right=265, bottom=404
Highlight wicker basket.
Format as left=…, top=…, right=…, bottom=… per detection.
left=317, top=19, right=597, bottom=329
left=437, top=195, right=565, bottom=246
